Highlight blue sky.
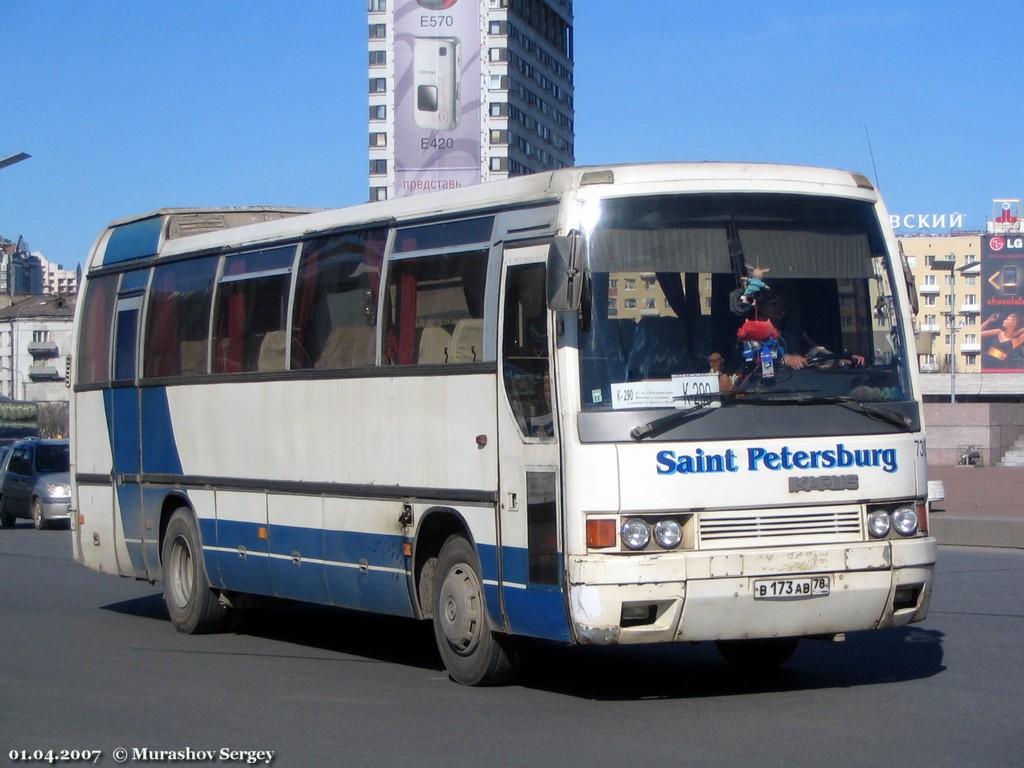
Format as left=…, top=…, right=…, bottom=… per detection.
left=1, top=1, right=1021, bottom=268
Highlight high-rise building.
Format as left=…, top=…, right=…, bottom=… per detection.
left=368, top=0, right=573, bottom=201
left=0, top=237, right=43, bottom=295
left=37, top=252, right=80, bottom=296
left=0, top=237, right=79, bottom=296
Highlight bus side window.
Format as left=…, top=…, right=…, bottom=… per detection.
left=502, top=263, right=552, bottom=438
left=113, top=296, right=143, bottom=382
left=211, top=247, right=295, bottom=374
left=144, top=256, right=219, bottom=378
left=291, top=228, right=385, bottom=370
left=76, top=273, right=119, bottom=386
left=382, top=249, right=489, bottom=366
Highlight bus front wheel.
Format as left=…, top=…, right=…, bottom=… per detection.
left=431, top=535, right=517, bottom=686
left=161, top=508, right=228, bottom=634
left=716, top=637, right=800, bottom=670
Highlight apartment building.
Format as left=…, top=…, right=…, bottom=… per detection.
left=368, top=0, right=573, bottom=201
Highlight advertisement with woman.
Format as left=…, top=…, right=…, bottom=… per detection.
left=981, top=234, right=1024, bottom=371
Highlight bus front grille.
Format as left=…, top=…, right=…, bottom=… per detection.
left=697, top=507, right=863, bottom=550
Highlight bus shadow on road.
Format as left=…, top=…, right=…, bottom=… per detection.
left=102, top=594, right=445, bottom=672
left=104, top=593, right=944, bottom=696
left=103, top=593, right=169, bottom=621
left=516, top=627, right=946, bottom=700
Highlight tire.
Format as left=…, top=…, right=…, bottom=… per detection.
left=431, top=535, right=518, bottom=686
left=32, top=498, right=48, bottom=530
left=161, top=508, right=228, bottom=634
left=716, top=637, right=800, bottom=670
left=0, top=498, right=13, bottom=528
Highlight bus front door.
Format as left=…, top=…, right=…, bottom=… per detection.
left=495, top=244, right=570, bottom=641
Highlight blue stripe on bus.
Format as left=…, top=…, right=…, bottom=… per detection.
left=502, top=585, right=572, bottom=642
left=209, top=519, right=414, bottom=617
left=212, top=518, right=272, bottom=596
left=500, top=545, right=529, bottom=585
left=140, top=388, right=184, bottom=475
left=322, top=528, right=407, bottom=573
left=477, top=543, right=499, bottom=582
left=483, top=583, right=503, bottom=628
left=105, top=389, right=144, bottom=575
left=476, top=543, right=504, bottom=627
left=104, top=386, right=188, bottom=579
left=325, top=566, right=414, bottom=618
left=270, top=557, right=330, bottom=605
left=203, top=518, right=573, bottom=635
left=500, top=546, right=571, bottom=642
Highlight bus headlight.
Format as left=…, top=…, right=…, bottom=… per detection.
left=653, top=519, right=682, bottom=549
left=867, top=510, right=891, bottom=538
left=620, top=519, right=650, bottom=550
left=892, top=506, right=919, bottom=536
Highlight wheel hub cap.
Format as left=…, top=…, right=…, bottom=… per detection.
left=439, top=563, right=482, bottom=655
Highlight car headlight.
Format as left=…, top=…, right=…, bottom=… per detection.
left=867, top=510, right=891, bottom=538
left=892, top=505, right=919, bottom=536
left=46, top=483, right=70, bottom=498
left=620, top=518, right=650, bottom=550
left=653, top=519, right=682, bottom=549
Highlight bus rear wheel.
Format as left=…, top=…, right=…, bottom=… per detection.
left=161, top=508, right=228, bottom=634
left=431, top=535, right=517, bottom=686
left=716, top=637, right=800, bottom=670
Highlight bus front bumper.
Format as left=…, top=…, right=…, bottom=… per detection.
left=566, top=538, right=936, bottom=645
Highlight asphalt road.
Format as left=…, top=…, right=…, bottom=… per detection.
left=1, top=524, right=1021, bottom=768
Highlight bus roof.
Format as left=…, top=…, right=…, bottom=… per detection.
left=87, top=162, right=877, bottom=272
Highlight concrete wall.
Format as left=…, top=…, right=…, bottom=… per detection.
left=923, top=403, right=1024, bottom=466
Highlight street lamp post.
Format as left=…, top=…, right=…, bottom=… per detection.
left=0, top=152, right=31, bottom=171
left=929, top=254, right=977, bottom=405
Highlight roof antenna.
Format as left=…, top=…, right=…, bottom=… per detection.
left=864, top=125, right=882, bottom=190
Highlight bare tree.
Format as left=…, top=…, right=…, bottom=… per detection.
left=37, top=401, right=69, bottom=439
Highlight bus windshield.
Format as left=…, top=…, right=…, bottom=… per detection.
left=579, top=193, right=911, bottom=418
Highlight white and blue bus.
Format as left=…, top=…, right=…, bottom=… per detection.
left=71, top=164, right=936, bottom=684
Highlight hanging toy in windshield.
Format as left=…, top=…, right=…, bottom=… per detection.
left=740, top=266, right=770, bottom=306
left=732, top=265, right=784, bottom=383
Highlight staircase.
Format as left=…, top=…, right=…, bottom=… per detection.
left=997, top=436, right=1024, bottom=467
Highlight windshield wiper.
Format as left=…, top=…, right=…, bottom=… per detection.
left=739, top=393, right=913, bottom=431
left=629, top=391, right=911, bottom=441
left=630, top=392, right=737, bottom=441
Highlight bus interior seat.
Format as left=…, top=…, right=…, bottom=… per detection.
left=315, top=325, right=376, bottom=369
left=418, top=326, right=452, bottom=364
left=626, top=316, right=689, bottom=379
left=179, top=340, right=207, bottom=375
left=257, top=330, right=287, bottom=372
left=450, top=319, right=484, bottom=362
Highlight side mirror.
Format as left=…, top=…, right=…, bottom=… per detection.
left=546, top=233, right=583, bottom=311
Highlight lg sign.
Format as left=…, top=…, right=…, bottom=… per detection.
left=990, top=236, right=1024, bottom=251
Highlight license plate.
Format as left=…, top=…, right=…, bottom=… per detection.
left=753, top=576, right=830, bottom=600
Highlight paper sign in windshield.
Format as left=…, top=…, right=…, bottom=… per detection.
left=672, top=373, right=720, bottom=407
left=610, top=374, right=721, bottom=410
left=611, top=381, right=676, bottom=409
